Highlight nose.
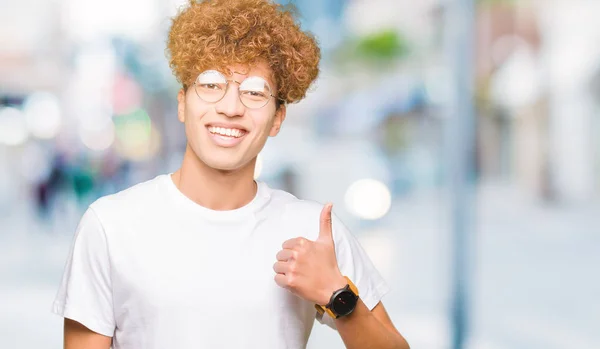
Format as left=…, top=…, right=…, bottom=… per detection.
left=215, top=82, right=245, bottom=118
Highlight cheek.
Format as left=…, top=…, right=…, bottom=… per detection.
left=184, top=103, right=210, bottom=128
left=249, top=110, right=277, bottom=134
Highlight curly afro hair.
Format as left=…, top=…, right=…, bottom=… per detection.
left=167, top=0, right=321, bottom=105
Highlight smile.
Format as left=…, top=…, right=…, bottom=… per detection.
left=207, top=126, right=246, bottom=138
left=206, top=125, right=248, bottom=148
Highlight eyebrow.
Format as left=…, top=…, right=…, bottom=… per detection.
left=220, top=69, right=276, bottom=91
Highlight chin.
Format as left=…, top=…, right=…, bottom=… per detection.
left=187, top=141, right=256, bottom=173
left=200, top=154, right=250, bottom=172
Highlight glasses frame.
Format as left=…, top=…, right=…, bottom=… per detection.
left=192, top=70, right=280, bottom=110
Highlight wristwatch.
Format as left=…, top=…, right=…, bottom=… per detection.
left=315, top=276, right=359, bottom=319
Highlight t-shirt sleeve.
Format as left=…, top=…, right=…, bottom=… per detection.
left=316, top=213, right=391, bottom=329
left=52, top=207, right=116, bottom=337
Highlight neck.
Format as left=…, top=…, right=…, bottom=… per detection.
left=171, top=144, right=258, bottom=211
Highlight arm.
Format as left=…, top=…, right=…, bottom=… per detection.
left=53, top=208, right=116, bottom=348
left=64, top=319, right=112, bottom=349
left=335, top=301, right=409, bottom=349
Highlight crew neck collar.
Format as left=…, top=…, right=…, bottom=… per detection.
left=162, top=173, right=270, bottom=221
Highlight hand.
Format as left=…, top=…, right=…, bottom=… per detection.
left=273, top=203, right=348, bottom=305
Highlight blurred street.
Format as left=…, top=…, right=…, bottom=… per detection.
left=2, top=0, right=600, bottom=348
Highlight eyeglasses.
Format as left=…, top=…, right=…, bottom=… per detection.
left=193, top=70, right=278, bottom=110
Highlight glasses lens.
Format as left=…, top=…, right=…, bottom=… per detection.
left=239, top=76, right=272, bottom=109
left=195, top=70, right=227, bottom=102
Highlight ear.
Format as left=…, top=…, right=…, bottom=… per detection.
left=177, top=89, right=186, bottom=123
left=269, top=104, right=287, bottom=137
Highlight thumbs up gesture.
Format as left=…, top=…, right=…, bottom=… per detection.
left=273, top=203, right=348, bottom=305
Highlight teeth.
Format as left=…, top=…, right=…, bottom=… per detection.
left=208, top=126, right=244, bottom=138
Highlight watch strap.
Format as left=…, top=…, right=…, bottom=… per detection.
left=315, top=276, right=359, bottom=319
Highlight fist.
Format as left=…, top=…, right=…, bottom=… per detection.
left=273, top=203, right=347, bottom=305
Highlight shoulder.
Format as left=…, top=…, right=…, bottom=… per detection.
left=263, top=184, right=324, bottom=218
left=88, top=174, right=168, bottom=222
left=262, top=184, right=349, bottom=240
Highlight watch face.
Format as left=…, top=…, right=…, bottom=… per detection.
left=331, top=290, right=357, bottom=316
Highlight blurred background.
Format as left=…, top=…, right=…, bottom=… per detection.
left=1, top=0, right=599, bottom=348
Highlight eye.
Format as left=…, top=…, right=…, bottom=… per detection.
left=201, top=83, right=221, bottom=90
left=244, top=91, right=267, bottom=97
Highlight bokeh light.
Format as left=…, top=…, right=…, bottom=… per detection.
left=79, top=121, right=115, bottom=151
left=0, top=107, right=29, bottom=146
left=114, top=108, right=160, bottom=161
left=23, top=92, right=63, bottom=139
left=344, top=178, right=392, bottom=220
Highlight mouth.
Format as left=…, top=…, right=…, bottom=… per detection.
left=205, top=125, right=248, bottom=148
left=207, top=125, right=247, bottom=138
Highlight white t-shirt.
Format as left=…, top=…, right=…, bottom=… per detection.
left=52, top=174, right=390, bottom=349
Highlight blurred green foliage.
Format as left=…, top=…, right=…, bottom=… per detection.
left=355, top=29, right=408, bottom=61
left=332, top=28, right=409, bottom=71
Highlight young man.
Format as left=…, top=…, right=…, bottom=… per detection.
left=53, top=0, right=409, bottom=348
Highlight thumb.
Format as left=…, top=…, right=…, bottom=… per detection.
left=318, top=203, right=334, bottom=242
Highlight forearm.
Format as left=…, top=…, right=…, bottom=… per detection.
left=334, top=300, right=409, bottom=349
